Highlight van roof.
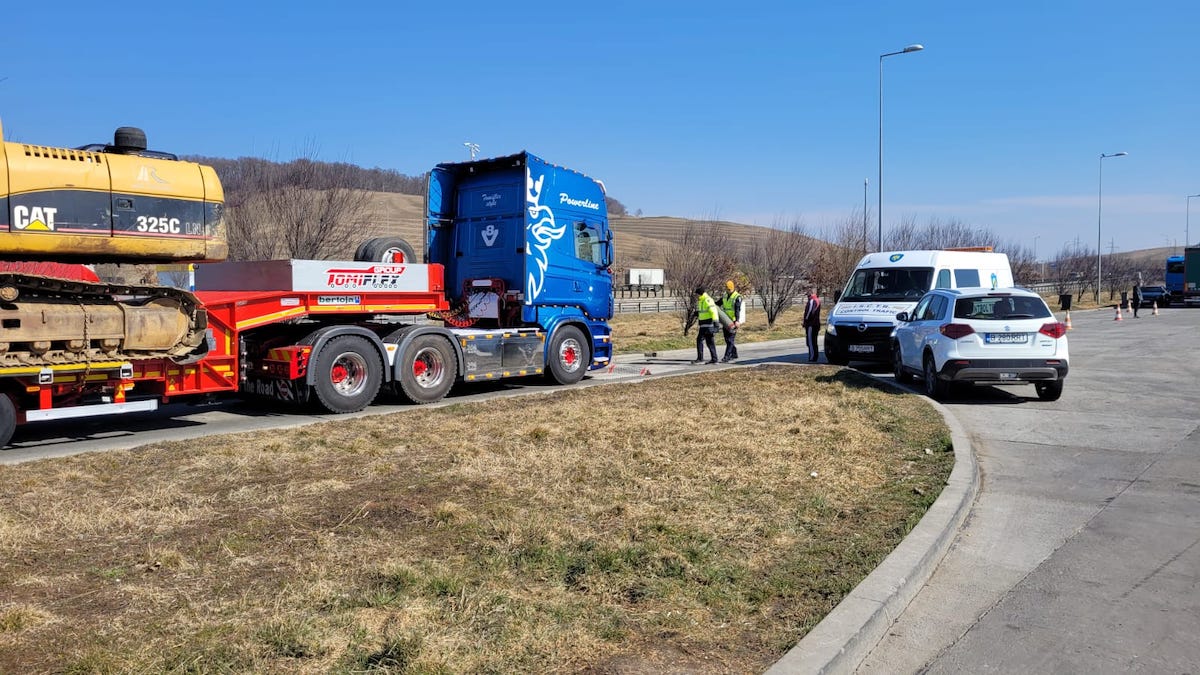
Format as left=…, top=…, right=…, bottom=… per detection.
left=855, top=250, right=1010, bottom=268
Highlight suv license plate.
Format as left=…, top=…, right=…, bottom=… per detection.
left=998, top=372, right=1019, bottom=380
left=985, top=333, right=1028, bottom=344
left=848, top=344, right=874, bottom=353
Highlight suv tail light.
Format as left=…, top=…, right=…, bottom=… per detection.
left=1039, top=322, right=1068, bottom=339
left=940, top=323, right=976, bottom=339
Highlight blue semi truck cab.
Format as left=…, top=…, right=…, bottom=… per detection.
left=425, top=152, right=614, bottom=385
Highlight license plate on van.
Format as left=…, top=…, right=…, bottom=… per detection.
left=848, top=344, right=874, bottom=353
left=985, top=333, right=1028, bottom=344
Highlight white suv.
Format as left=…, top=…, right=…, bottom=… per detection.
left=892, top=287, right=1069, bottom=401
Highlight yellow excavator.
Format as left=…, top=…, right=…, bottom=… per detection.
left=0, top=121, right=226, bottom=367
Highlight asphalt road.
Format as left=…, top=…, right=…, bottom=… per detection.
left=859, top=306, right=1200, bottom=673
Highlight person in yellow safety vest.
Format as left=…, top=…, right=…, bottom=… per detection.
left=718, top=280, right=746, bottom=362
left=691, top=286, right=720, bottom=365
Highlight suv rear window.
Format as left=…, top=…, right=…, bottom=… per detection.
left=954, top=295, right=1051, bottom=320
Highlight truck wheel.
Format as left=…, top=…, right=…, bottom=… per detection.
left=0, top=394, right=15, bottom=447
left=395, top=334, right=457, bottom=404
left=546, top=325, right=589, bottom=385
left=311, top=336, right=382, bottom=413
left=360, top=237, right=417, bottom=264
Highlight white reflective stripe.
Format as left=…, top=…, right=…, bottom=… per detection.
left=25, top=400, right=157, bottom=422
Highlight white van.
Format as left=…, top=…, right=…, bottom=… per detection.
left=823, top=249, right=1013, bottom=365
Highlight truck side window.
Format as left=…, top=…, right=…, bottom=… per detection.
left=936, top=269, right=952, bottom=289
left=574, top=222, right=604, bottom=265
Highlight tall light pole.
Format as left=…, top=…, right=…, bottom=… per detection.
left=1096, top=151, right=1127, bottom=302
left=1033, top=234, right=1040, bottom=280
left=1187, top=193, right=1200, bottom=248
left=878, top=43, right=924, bottom=252
left=863, top=178, right=869, bottom=254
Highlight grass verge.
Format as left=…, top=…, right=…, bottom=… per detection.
left=611, top=307, right=808, bottom=355
left=0, top=365, right=951, bottom=673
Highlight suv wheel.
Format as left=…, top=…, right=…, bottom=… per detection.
left=893, top=343, right=913, bottom=384
left=923, top=354, right=950, bottom=400
left=1035, top=380, right=1063, bottom=401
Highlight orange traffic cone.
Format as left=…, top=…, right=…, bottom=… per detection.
left=1152, top=301, right=1159, bottom=316
left=1114, top=305, right=1123, bottom=321
left=1065, top=311, right=1073, bottom=330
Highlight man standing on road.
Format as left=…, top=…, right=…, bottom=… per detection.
left=718, top=280, right=745, bottom=363
left=1132, top=283, right=1143, bottom=318
left=691, top=286, right=720, bottom=365
left=803, top=288, right=822, bottom=362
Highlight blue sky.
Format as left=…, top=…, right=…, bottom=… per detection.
left=4, top=1, right=1197, bottom=257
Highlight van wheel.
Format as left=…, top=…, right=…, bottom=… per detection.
left=825, top=335, right=848, bottom=366
left=1035, top=380, right=1063, bottom=401
left=311, top=336, right=382, bottom=413
left=546, top=325, right=589, bottom=385
left=923, top=354, right=950, bottom=400
left=395, top=334, right=457, bottom=404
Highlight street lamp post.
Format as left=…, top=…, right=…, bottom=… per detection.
left=878, top=44, right=924, bottom=252
left=1096, top=151, right=1127, bottom=303
left=1187, top=193, right=1200, bottom=248
left=863, top=178, right=869, bottom=254
left=1033, top=234, right=1040, bottom=280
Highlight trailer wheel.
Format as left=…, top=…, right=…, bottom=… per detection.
left=0, top=394, right=14, bottom=448
left=546, top=325, right=589, bottom=385
left=360, top=237, right=417, bottom=264
left=311, top=336, right=382, bottom=413
left=396, top=334, right=457, bottom=404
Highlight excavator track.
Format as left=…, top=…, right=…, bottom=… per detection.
left=0, top=273, right=208, bottom=368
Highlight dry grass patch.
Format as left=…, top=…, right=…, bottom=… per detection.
left=0, top=365, right=951, bottom=673
left=611, top=306, right=809, bottom=354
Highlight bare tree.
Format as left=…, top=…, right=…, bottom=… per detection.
left=883, top=216, right=997, bottom=251
left=1050, top=241, right=1095, bottom=300
left=996, top=239, right=1037, bottom=286
left=661, top=218, right=736, bottom=334
left=741, top=218, right=814, bottom=327
left=224, top=148, right=371, bottom=261
left=811, top=209, right=869, bottom=298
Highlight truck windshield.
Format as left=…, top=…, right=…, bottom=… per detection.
left=841, top=267, right=933, bottom=302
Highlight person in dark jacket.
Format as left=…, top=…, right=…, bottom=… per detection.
left=1132, top=284, right=1143, bottom=318
left=802, top=288, right=822, bottom=362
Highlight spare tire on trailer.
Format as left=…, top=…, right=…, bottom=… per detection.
left=357, top=237, right=417, bottom=264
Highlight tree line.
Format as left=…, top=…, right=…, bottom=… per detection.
left=636, top=211, right=1047, bottom=335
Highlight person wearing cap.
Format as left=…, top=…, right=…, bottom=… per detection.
left=691, top=286, right=720, bottom=365
left=717, top=280, right=745, bottom=363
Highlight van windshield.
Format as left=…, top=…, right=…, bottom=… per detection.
left=841, top=267, right=933, bottom=302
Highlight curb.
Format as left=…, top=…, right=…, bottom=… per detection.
left=765, top=394, right=979, bottom=675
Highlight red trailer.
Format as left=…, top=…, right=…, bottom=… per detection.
left=1, top=258, right=608, bottom=446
